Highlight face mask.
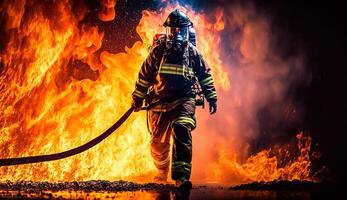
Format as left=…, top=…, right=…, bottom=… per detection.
left=166, top=26, right=189, bottom=46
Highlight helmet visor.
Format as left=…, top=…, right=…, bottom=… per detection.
left=166, top=26, right=189, bottom=42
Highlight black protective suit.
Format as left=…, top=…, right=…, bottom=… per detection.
left=132, top=40, right=217, bottom=181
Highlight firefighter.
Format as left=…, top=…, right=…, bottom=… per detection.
left=131, top=9, right=217, bottom=191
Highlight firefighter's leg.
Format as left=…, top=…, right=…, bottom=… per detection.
left=148, top=110, right=172, bottom=182
left=171, top=100, right=195, bottom=183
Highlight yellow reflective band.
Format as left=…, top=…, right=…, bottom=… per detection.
left=160, top=69, right=183, bottom=75
left=172, top=168, right=191, bottom=174
left=172, top=166, right=191, bottom=171
left=162, top=63, right=183, bottom=68
left=136, top=81, right=148, bottom=88
left=160, top=70, right=194, bottom=76
left=185, top=68, right=195, bottom=76
left=160, top=64, right=194, bottom=77
left=200, top=76, right=213, bottom=86
left=175, top=116, right=195, bottom=127
left=133, top=89, right=146, bottom=98
left=136, top=78, right=150, bottom=88
left=206, top=91, right=217, bottom=99
left=173, top=161, right=192, bottom=167
left=161, top=65, right=182, bottom=71
left=205, top=79, right=214, bottom=85
left=161, top=65, right=193, bottom=71
left=175, top=120, right=195, bottom=127
left=175, top=116, right=195, bottom=124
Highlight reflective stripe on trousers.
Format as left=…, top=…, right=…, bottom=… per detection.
left=148, top=98, right=195, bottom=180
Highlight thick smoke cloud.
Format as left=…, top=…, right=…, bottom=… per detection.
left=190, top=2, right=308, bottom=184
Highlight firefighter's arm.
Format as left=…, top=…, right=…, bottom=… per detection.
left=131, top=48, right=158, bottom=111
left=194, top=53, right=217, bottom=114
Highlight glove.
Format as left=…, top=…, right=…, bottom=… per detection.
left=209, top=101, right=217, bottom=115
left=131, top=98, right=143, bottom=112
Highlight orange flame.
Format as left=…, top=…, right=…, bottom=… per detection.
left=0, top=1, right=311, bottom=185
left=98, top=0, right=117, bottom=22
left=208, top=132, right=311, bottom=184
left=0, top=0, right=154, bottom=182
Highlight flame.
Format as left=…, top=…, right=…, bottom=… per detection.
left=0, top=0, right=154, bottom=182
left=98, top=0, right=117, bottom=22
left=233, top=133, right=311, bottom=183
left=0, top=1, right=312, bottom=185
left=203, top=133, right=312, bottom=185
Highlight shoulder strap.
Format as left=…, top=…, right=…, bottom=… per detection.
left=188, top=44, right=197, bottom=76
left=150, top=42, right=167, bottom=82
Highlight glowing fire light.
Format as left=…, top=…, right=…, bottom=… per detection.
left=0, top=1, right=311, bottom=184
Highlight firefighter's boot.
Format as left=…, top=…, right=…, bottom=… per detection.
left=175, top=176, right=192, bottom=192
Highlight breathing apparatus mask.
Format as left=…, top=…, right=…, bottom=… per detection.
left=165, top=26, right=189, bottom=51
left=163, top=9, right=193, bottom=51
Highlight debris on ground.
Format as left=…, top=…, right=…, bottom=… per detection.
left=0, top=180, right=174, bottom=193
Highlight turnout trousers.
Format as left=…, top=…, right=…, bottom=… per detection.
left=148, top=98, right=196, bottom=180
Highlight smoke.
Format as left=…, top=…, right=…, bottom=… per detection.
left=190, top=2, right=308, bottom=184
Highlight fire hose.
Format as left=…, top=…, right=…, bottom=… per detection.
left=0, top=97, right=198, bottom=167
left=0, top=107, right=135, bottom=167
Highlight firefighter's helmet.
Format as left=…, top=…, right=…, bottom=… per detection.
left=163, top=9, right=192, bottom=46
left=163, top=9, right=193, bottom=27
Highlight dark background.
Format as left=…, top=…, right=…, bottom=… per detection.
left=251, top=0, right=347, bottom=185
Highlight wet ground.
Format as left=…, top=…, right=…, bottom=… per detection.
left=0, top=180, right=342, bottom=199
